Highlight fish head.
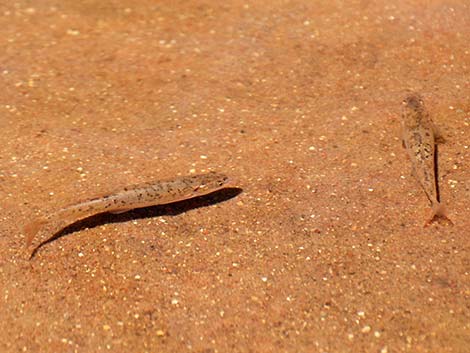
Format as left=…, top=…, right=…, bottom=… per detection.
left=403, top=93, right=424, bottom=110
left=188, top=172, right=232, bottom=196
left=402, top=93, right=425, bottom=128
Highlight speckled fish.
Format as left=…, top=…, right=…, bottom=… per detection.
left=24, top=172, right=231, bottom=257
left=401, top=93, right=451, bottom=225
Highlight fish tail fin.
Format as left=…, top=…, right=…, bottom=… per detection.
left=23, top=217, right=48, bottom=248
left=424, top=202, right=453, bottom=226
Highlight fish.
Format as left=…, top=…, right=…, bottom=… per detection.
left=24, top=172, right=231, bottom=257
left=401, top=93, right=452, bottom=226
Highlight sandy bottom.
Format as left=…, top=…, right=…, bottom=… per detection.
left=1, top=1, right=469, bottom=352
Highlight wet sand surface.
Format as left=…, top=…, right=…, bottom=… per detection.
left=1, top=1, right=469, bottom=352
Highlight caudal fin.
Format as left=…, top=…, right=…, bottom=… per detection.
left=23, top=217, right=48, bottom=248
left=424, top=202, right=453, bottom=226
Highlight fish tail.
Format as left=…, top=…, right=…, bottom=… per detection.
left=424, top=202, right=453, bottom=226
left=23, top=217, right=48, bottom=248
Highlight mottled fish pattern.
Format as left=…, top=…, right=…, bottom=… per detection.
left=24, top=172, right=230, bottom=257
left=401, top=93, right=451, bottom=225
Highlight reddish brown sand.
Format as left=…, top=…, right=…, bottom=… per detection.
left=1, top=1, right=469, bottom=352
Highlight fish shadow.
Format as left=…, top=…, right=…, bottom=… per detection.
left=434, top=144, right=441, bottom=202
left=30, top=187, right=242, bottom=258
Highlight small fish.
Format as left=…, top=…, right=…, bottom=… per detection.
left=24, top=172, right=231, bottom=257
left=401, top=93, right=451, bottom=225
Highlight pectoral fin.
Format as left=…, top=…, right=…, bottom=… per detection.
left=401, top=129, right=407, bottom=149
left=432, top=124, right=446, bottom=144
left=109, top=209, right=131, bottom=214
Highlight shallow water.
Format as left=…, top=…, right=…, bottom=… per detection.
left=1, top=1, right=469, bottom=352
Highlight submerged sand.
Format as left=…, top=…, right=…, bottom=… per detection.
left=0, top=1, right=469, bottom=352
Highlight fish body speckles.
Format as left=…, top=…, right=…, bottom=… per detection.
left=24, top=172, right=232, bottom=257
left=401, top=93, right=451, bottom=225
